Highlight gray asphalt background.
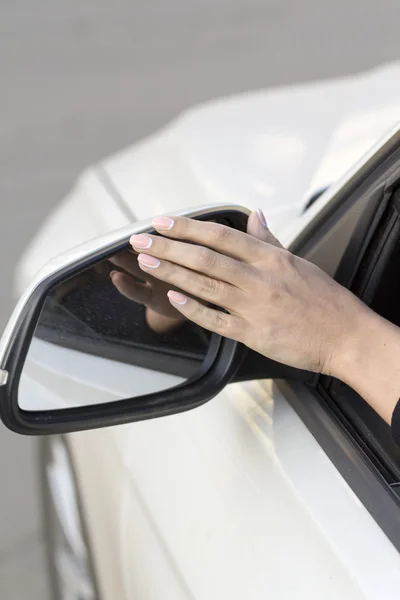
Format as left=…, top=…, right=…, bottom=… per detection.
left=1, top=1, right=400, bottom=597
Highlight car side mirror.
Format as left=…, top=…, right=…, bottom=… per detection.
left=0, top=205, right=249, bottom=435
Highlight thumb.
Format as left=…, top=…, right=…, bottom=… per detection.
left=247, top=209, right=283, bottom=248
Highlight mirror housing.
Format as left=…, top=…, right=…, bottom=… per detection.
left=0, top=205, right=250, bottom=435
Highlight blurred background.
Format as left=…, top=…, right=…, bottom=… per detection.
left=1, top=0, right=400, bottom=596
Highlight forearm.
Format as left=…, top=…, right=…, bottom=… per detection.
left=332, top=306, right=400, bottom=425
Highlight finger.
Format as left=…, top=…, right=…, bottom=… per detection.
left=130, top=233, right=251, bottom=287
left=137, top=254, right=243, bottom=311
left=150, top=215, right=269, bottom=264
left=167, top=290, right=244, bottom=339
left=246, top=209, right=283, bottom=248
left=110, top=271, right=151, bottom=304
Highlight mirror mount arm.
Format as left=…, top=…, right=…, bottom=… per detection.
left=233, top=348, right=316, bottom=385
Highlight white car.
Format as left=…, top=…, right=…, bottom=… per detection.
left=3, top=62, right=400, bottom=600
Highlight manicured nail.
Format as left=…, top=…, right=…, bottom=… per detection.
left=152, top=216, right=174, bottom=230
left=167, top=290, right=188, bottom=305
left=130, top=234, right=152, bottom=249
left=257, top=208, right=267, bottom=227
left=137, top=254, right=160, bottom=268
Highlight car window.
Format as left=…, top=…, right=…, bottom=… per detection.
left=323, top=184, right=400, bottom=482
left=281, top=141, right=400, bottom=552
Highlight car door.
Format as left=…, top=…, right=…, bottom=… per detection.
left=65, top=125, right=400, bottom=600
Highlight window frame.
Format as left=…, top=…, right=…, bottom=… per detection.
left=279, top=124, right=400, bottom=551
left=276, top=379, right=400, bottom=552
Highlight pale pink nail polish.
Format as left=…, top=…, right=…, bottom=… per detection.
left=152, top=216, right=175, bottom=230
left=130, top=234, right=152, bottom=249
left=257, top=208, right=267, bottom=227
left=137, top=254, right=160, bottom=268
left=167, top=290, right=188, bottom=305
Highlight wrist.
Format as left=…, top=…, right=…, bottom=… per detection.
left=330, top=303, right=400, bottom=424
left=329, top=300, right=378, bottom=382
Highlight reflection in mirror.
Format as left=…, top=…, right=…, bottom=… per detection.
left=19, top=243, right=212, bottom=411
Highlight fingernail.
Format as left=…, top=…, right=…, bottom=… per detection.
left=152, top=216, right=174, bottom=230
left=167, top=290, right=188, bottom=305
left=257, top=208, right=267, bottom=227
left=110, top=270, right=118, bottom=279
left=130, top=234, right=152, bottom=249
left=137, top=254, right=160, bottom=268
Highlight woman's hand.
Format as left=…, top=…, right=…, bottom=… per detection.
left=129, top=210, right=370, bottom=376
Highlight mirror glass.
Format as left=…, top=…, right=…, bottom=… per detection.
left=18, top=242, right=213, bottom=411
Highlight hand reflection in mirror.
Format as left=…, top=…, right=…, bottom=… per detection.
left=47, top=249, right=189, bottom=338
left=109, top=249, right=186, bottom=334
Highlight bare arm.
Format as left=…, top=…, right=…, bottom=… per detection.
left=333, top=308, right=400, bottom=424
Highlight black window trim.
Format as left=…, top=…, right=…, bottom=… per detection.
left=282, top=126, right=400, bottom=551
left=276, top=380, right=400, bottom=553
left=290, top=127, right=400, bottom=260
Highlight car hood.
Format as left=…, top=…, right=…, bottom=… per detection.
left=99, top=61, right=400, bottom=235
left=15, top=62, right=400, bottom=294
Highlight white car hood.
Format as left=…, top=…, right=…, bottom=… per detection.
left=100, top=61, right=400, bottom=236
left=16, top=62, right=400, bottom=293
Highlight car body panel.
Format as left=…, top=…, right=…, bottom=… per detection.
left=15, top=170, right=131, bottom=296
left=69, top=380, right=400, bottom=600
left=15, top=63, right=400, bottom=599
left=101, top=62, right=400, bottom=234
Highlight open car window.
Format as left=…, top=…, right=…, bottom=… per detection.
left=281, top=127, right=400, bottom=552
left=322, top=182, right=400, bottom=483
